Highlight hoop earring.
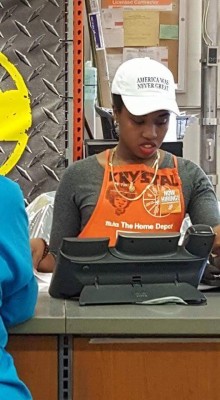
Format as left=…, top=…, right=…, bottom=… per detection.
left=113, top=120, right=119, bottom=138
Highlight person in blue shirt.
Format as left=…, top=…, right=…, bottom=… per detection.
left=0, top=175, right=38, bottom=399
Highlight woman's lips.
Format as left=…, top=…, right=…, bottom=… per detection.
left=139, top=144, right=156, bottom=156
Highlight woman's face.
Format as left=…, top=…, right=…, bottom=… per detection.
left=115, top=106, right=170, bottom=162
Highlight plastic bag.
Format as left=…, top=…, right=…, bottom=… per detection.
left=26, top=191, right=55, bottom=242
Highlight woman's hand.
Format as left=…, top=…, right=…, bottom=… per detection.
left=212, top=225, right=220, bottom=257
left=31, top=238, right=46, bottom=270
left=31, top=238, right=56, bottom=273
left=206, top=225, right=220, bottom=276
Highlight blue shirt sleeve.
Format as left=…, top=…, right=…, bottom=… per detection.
left=0, top=176, right=38, bottom=328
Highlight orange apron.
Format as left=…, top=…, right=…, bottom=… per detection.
left=79, top=150, right=185, bottom=246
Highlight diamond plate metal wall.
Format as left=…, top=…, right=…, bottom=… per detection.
left=0, top=0, right=69, bottom=203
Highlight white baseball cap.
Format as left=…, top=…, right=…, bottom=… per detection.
left=111, top=57, right=180, bottom=116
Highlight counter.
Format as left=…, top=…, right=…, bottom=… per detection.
left=8, top=290, right=220, bottom=400
left=10, top=291, right=66, bottom=334
left=65, top=291, right=220, bottom=336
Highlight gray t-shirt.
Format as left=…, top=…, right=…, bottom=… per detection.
left=49, top=152, right=220, bottom=255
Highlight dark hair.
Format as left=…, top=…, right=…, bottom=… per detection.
left=111, top=94, right=124, bottom=113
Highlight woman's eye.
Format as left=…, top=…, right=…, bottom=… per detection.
left=132, top=119, right=144, bottom=125
left=156, top=117, right=169, bottom=125
left=130, top=115, right=170, bottom=126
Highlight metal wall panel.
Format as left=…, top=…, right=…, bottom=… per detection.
left=0, top=0, right=68, bottom=203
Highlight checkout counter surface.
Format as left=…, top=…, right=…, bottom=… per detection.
left=9, top=290, right=220, bottom=336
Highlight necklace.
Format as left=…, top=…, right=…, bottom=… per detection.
left=109, top=147, right=160, bottom=202
left=121, top=152, right=159, bottom=193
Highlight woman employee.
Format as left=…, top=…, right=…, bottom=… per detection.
left=31, top=57, right=220, bottom=272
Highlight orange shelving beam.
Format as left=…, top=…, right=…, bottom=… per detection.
left=73, top=0, right=84, bottom=161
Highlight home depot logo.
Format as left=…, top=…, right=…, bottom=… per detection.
left=0, top=52, right=32, bottom=174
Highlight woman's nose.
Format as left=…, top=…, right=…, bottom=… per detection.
left=142, top=123, right=157, bottom=138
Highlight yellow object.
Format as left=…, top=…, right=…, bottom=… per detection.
left=0, top=52, right=32, bottom=175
